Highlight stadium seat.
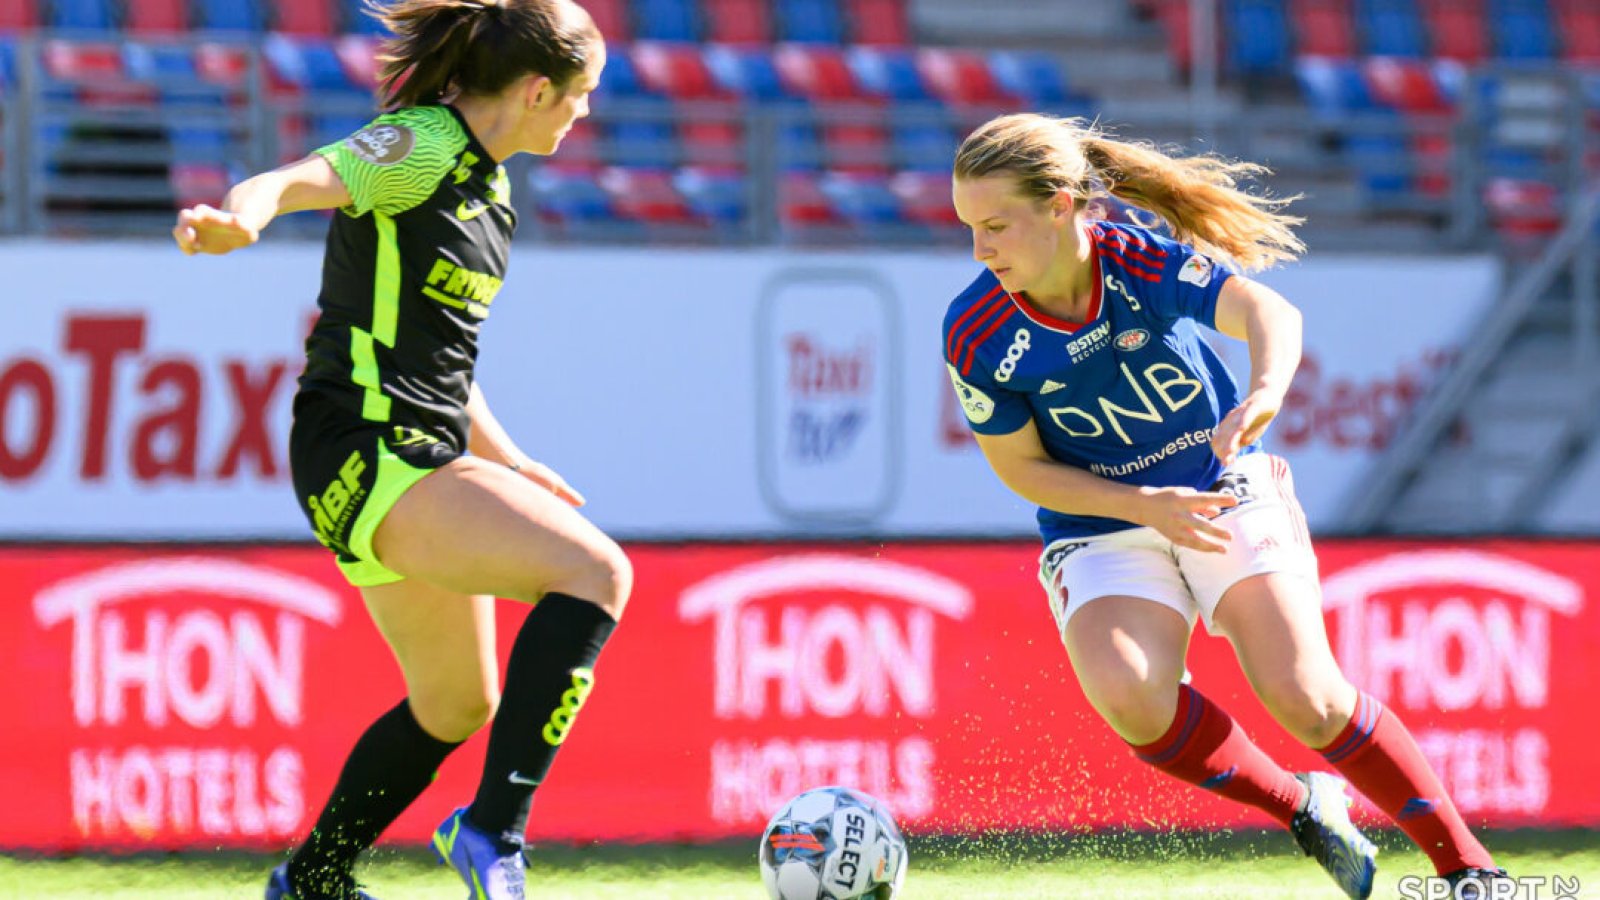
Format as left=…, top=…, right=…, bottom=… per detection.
left=775, top=0, right=847, bottom=44
left=636, top=0, right=701, bottom=41
left=121, top=42, right=199, bottom=82
left=337, top=0, right=386, bottom=34
left=196, top=0, right=263, bottom=32
left=823, top=121, right=890, bottom=173
left=679, top=117, right=743, bottom=167
left=263, top=36, right=360, bottom=92
left=1490, top=0, right=1556, bottom=59
left=43, top=41, right=124, bottom=82
left=527, top=163, right=616, bottom=223
left=1484, top=176, right=1562, bottom=241
left=170, top=162, right=231, bottom=208
left=0, top=0, right=38, bottom=32
left=844, top=0, right=909, bottom=45
left=51, top=0, right=117, bottom=31
left=334, top=35, right=382, bottom=89
left=275, top=0, right=337, bottom=36
left=1151, top=0, right=1196, bottom=73
left=703, top=45, right=791, bottom=101
left=1356, top=0, right=1428, bottom=57
left=1419, top=0, right=1487, bottom=62
left=1362, top=57, right=1449, bottom=112
left=125, top=0, right=188, bottom=34
left=582, top=0, right=632, bottom=41
left=846, top=47, right=931, bottom=103
left=1289, top=0, right=1357, bottom=57
left=820, top=170, right=902, bottom=224
left=702, top=0, right=771, bottom=42
left=1295, top=55, right=1376, bottom=116
left=1226, top=0, right=1293, bottom=74
left=600, top=166, right=696, bottom=223
left=1346, top=118, right=1413, bottom=196
left=1552, top=0, right=1600, bottom=62
left=891, top=170, right=957, bottom=225
left=195, top=42, right=251, bottom=86
left=554, top=119, right=602, bottom=167
left=593, top=45, right=651, bottom=100
left=780, top=171, right=840, bottom=224
left=632, top=42, right=722, bottom=99
left=675, top=166, right=747, bottom=224
left=776, top=120, right=825, bottom=170
left=774, top=44, right=863, bottom=101
left=917, top=48, right=1017, bottom=106
left=890, top=120, right=954, bottom=171
left=988, top=51, right=1077, bottom=109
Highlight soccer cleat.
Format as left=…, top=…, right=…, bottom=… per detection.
left=264, top=863, right=377, bottom=900
left=1442, top=866, right=1511, bottom=900
left=432, top=807, right=527, bottom=900
left=1289, top=772, right=1379, bottom=900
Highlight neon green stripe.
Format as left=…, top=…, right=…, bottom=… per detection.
left=350, top=327, right=391, bottom=422
left=372, top=213, right=399, bottom=347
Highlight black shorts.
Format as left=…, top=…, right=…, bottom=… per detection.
left=289, top=392, right=461, bottom=586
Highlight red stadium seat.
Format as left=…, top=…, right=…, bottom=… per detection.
left=845, top=0, right=909, bottom=45
left=702, top=0, right=771, bottom=43
left=774, top=44, right=863, bottom=101
left=195, top=42, right=251, bottom=86
left=823, top=122, right=889, bottom=174
left=583, top=0, right=632, bottom=42
left=1362, top=57, right=1448, bottom=112
left=335, top=35, right=381, bottom=89
left=1420, top=0, right=1487, bottom=63
left=632, top=42, right=722, bottom=99
left=599, top=166, right=695, bottom=223
left=43, top=41, right=124, bottom=82
left=891, top=170, right=958, bottom=225
left=679, top=117, right=743, bottom=167
left=1553, top=0, right=1600, bottom=63
left=125, top=0, right=188, bottom=34
left=780, top=171, right=840, bottom=225
left=276, top=0, right=336, bottom=36
left=1289, top=0, right=1356, bottom=57
left=0, top=0, right=39, bottom=31
left=1152, top=0, right=1194, bottom=73
left=171, top=163, right=230, bottom=209
left=916, top=48, right=1017, bottom=106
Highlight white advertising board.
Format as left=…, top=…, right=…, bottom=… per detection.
left=0, top=241, right=1497, bottom=538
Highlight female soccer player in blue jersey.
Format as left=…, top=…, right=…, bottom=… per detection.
left=943, top=114, right=1506, bottom=900
left=172, top=2, right=619, bottom=898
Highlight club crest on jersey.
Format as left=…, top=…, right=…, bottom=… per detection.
left=1178, top=254, right=1214, bottom=287
left=1114, top=329, right=1150, bottom=351
left=994, top=327, right=1032, bottom=383
left=346, top=124, right=415, bottom=166
left=947, top=364, right=995, bottom=424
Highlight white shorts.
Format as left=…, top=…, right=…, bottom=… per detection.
left=1036, top=453, right=1318, bottom=635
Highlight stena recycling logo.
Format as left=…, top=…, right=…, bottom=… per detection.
left=1322, top=550, right=1583, bottom=816
left=32, top=558, right=342, bottom=841
left=678, top=555, right=973, bottom=827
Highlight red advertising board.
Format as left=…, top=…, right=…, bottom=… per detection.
left=1, top=541, right=1596, bottom=851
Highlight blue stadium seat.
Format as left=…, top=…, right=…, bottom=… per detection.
left=264, top=36, right=359, bottom=91
left=703, top=45, right=792, bottom=101
left=52, top=0, right=117, bottom=31
left=1345, top=119, right=1413, bottom=196
left=778, top=120, right=825, bottom=171
left=890, top=121, right=954, bottom=171
left=988, top=51, right=1076, bottom=107
left=775, top=0, right=847, bottom=43
left=122, top=43, right=198, bottom=82
left=1295, top=56, right=1377, bottom=116
left=338, top=0, right=386, bottom=33
left=675, top=166, right=747, bottom=223
left=636, top=0, right=700, bottom=41
left=820, top=171, right=903, bottom=224
left=528, top=165, right=616, bottom=222
left=847, top=47, right=931, bottom=102
left=1226, top=0, right=1292, bottom=73
left=593, top=46, right=650, bottom=101
left=195, top=0, right=262, bottom=31
left=1356, top=0, right=1428, bottom=57
left=1490, top=0, right=1556, bottom=59
left=0, top=39, right=15, bottom=92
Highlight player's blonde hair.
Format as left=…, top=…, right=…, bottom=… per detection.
left=953, top=114, right=1305, bottom=272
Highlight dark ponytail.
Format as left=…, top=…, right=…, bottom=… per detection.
left=367, top=0, right=600, bottom=110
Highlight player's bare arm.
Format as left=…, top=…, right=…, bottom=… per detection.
left=466, top=382, right=585, bottom=507
left=973, top=421, right=1238, bottom=553
left=1210, top=276, right=1304, bottom=465
left=172, top=154, right=351, bottom=256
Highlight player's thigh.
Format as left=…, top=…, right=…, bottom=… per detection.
left=361, top=579, right=500, bottom=743
left=371, top=456, right=631, bottom=613
left=1211, top=572, right=1356, bottom=746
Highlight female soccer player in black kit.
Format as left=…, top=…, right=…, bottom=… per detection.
left=172, top=2, right=619, bottom=898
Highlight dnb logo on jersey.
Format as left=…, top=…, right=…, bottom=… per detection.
left=344, top=124, right=415, bottom=166
left=946, top=364, right=995, bottom=424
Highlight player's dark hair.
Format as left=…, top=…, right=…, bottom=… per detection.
left=954, top=113, right=1305, bottom=272
left=368, top=0, right=601, bottom=110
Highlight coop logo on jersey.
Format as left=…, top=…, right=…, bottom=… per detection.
left=946, top=364, right=995, bottom=424
left=993, top=327, right=1032, bottom=383
left=1114, top=329, right=1150, bottom=352
left=1323, top=550, right=1584, bottom=816
left=31, top=558, right=344, bottom=841
left=1178, top=254, right=1214, bottom=287
left=345, top=124, right=415, bottom=166
left=679, top=554, right=974, bottom=827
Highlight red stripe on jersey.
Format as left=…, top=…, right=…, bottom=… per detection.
left=1091, top=226, right=1163, bottom=281
left=1106, top=255, right=1162, bottom=282
left=950, top=293, right=1011, bottom=374
left=1120, top=243, right=1168, bottom=271
left=961, top=306, right=1017, bottom=375
left=1006, top=250, right=1104, bottom=333
left=945, top=285, right=1007, bottom=363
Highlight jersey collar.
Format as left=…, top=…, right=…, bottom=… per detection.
left=1005, top=243, right=1104, bottom=334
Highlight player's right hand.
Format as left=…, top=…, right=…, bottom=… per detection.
left=1136, top=486, right=1238, bottom=553
left=172, top=204, right=259, bottom=255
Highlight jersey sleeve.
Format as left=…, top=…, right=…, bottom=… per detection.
left=315, top=107, right=466, bottom=217
left=942, top=311, right=1032, bottom=436
left=1142, top=231, right=1236, bottom=329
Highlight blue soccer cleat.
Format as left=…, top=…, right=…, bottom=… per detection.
left=1289, top=772, right=1379, bottom=900
left=264, top=862, right=377, bottom=900
left=432, top=807, right=527, bottom=900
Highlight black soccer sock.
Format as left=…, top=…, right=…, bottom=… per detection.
left=287, top=698, right=461, bottom=895
left=467, top=593, right=616, bottom=849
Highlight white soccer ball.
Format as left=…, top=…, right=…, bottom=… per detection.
left=758, top=786, right=908, bottom=900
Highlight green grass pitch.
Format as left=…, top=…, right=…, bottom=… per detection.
left=2, top=829, right=1596, bottom=899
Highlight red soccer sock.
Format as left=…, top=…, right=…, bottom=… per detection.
left=1129, top=683, right=1308, bottom=828
left=1319, top=691, right=1496, bottom=874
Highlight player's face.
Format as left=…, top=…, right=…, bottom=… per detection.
left=952, top=174, right=1072, bottom=295
left=525, top=44, right=605, bottom=156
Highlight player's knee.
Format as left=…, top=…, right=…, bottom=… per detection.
left=1084, top=677, right=1175, bottom=745
left=1255, top=678, right=1348, bottom=747
left=546, top=538, right=632, bottom=619
left=412, top=686, right=499, bottom=743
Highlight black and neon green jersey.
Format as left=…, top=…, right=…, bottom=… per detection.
left=299, top=104, right=516, bottom=451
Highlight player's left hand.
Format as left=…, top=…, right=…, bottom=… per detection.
left=510, top=457, right=586, bottom=507
left=1212, top=390, right=1281, bottom=466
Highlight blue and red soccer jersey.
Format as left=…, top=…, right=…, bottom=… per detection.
left=943, top=221, right=1256, bottom=543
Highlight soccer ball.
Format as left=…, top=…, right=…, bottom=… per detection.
left=758, top=786, right=908, bottom=900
